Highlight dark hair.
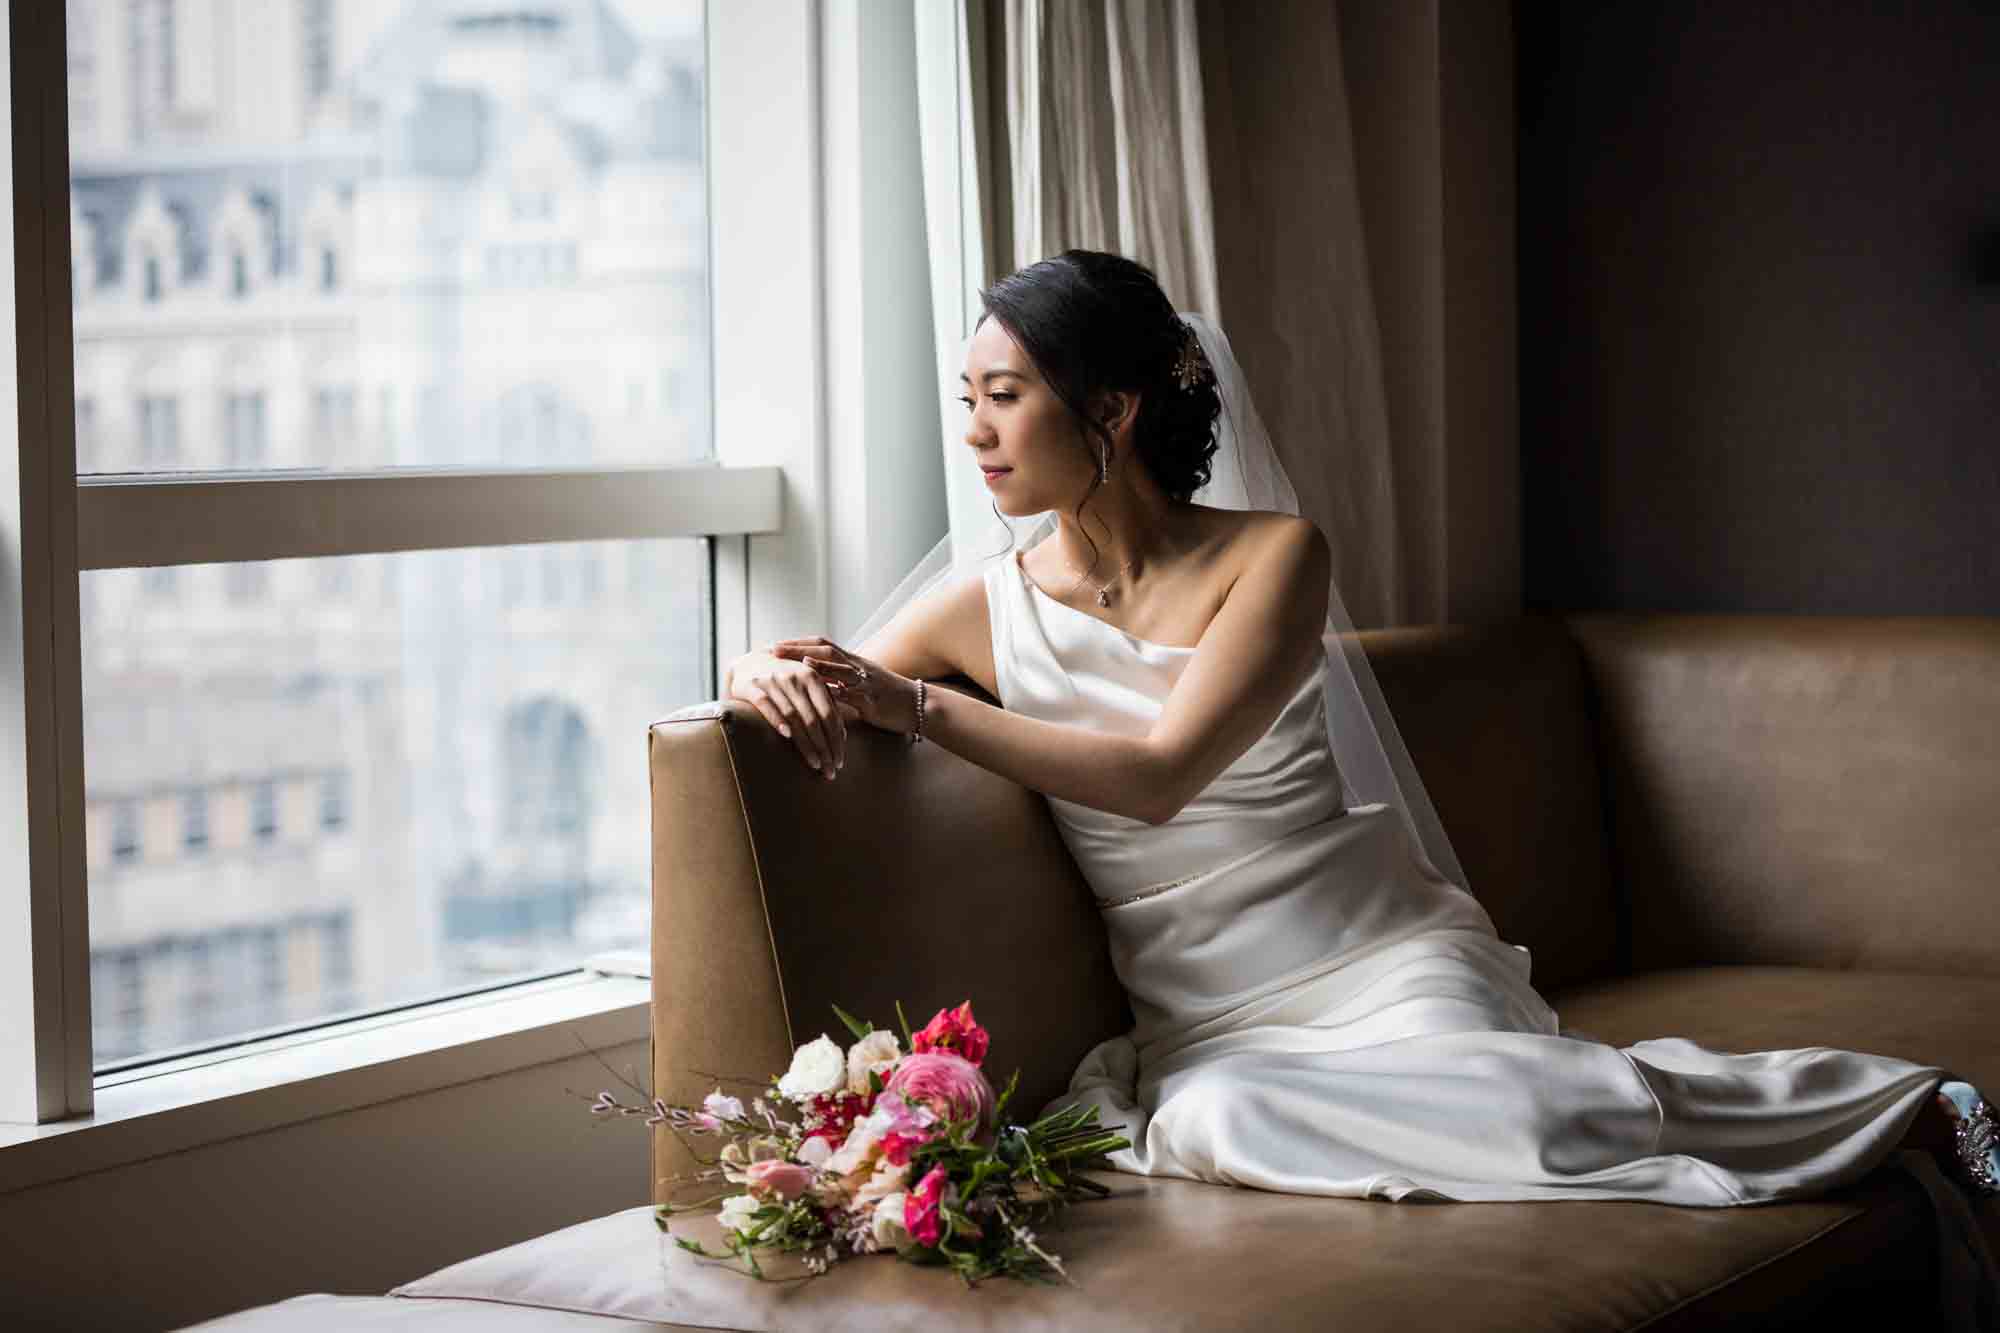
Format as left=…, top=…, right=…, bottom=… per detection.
left=976, top=250, right=1221, bottom=564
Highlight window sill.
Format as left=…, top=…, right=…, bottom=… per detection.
left=0, top=970, right=650, bottom=1196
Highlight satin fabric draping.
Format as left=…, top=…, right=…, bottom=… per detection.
left=988, top=543, right=1948, bottom=1207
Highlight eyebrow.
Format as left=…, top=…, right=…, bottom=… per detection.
left=957, top=369, right=1025, bottom=385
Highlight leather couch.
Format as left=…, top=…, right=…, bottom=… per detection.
left=194, top=614, right=1999, bottom=1331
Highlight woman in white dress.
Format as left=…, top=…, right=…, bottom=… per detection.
left=723, top=251, right=1997, bottom=1268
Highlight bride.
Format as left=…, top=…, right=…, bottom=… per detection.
left=721, top=250, right=1997, bottom=1232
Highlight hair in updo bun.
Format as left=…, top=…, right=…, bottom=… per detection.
left=977, top=250, right=1222, bottom=522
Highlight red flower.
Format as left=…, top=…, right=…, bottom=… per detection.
left=911, top=1000, right=990, bottom=1067
left=879, top=1129, right=931, bottom=1166
left=904, top=1165, right=953, bottom=1247
left=803, top=1090, right=868, bottom=1145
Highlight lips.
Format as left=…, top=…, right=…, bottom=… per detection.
left=980, top=466, right=1012, bottom=477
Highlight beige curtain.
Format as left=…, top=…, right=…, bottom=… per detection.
left=936, top=0, right=1425, bottom=628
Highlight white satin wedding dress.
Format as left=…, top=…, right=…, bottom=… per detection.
left=988, top=543, right=1947, bottom=1208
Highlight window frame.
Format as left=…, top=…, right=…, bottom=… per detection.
left=2, top=0, right=809, bottom=1128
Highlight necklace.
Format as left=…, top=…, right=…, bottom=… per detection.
left=1062, top=552, right=1138, bottom=607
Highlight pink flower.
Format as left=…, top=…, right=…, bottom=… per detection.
left=743, top=1158, right=816, bottom=1202
left=904, top=1165, right=954, bottom=1247
left=882, top=1052, right=996, bottom=1137
left=912, top=1001, right=990, bottom=1067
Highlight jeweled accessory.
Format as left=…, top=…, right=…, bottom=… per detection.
left=1062, top=550, right=1137, bottom=608
left=1939, top=1080, right=2000, bottom=1196
left=908, top=677, right=927, bottom=745
left=1171, top=317, right=1215, bottom=392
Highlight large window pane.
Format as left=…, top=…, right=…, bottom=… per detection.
left=66, top=0, right=708, bottom=474
left=81, top=540, right=709, bottom=1068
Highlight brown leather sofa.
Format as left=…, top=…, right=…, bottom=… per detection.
left=196, top=614, right=1999, bottom=1331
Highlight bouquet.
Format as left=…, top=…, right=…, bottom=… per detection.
left=590, top=999, right=1130, bottom=1285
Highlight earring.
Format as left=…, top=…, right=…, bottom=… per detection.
left=1099, top=444, right=1111, bottom=483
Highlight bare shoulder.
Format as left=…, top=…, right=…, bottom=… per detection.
left=1204, top=508, right=1328, bottom=584
left=855, top=565, right=999, bottom=699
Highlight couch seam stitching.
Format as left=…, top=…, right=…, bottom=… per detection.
left=715, top=717, right=794, bottom=1052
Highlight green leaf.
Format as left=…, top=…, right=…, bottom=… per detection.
left=868, top=1067, right=885, bottom=1095
left=829, top=1002, right=873, bottom=1042
left=894, top=998, right=915, bottom=1049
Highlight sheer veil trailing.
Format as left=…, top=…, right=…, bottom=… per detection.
left=847, top=312, right=1470, bottom=894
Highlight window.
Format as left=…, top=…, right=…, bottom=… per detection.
left=11, top=0, right=821, bottom=1123
left=137, top=395, right=178, bottom=466
left=110, top=799, right=141, bottom=864
left=181, top=788, right=209, bottom=853
left=224, top=391, right=266, bottom=467
left=318, top=770, right=347, bottom=832
left=250, top=779, right=279, bottom=842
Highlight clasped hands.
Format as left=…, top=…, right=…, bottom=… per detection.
left=727, top=637, right=919, bottom=779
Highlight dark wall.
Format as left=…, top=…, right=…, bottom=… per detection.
left=1518, top=2, right=2000, bottom=614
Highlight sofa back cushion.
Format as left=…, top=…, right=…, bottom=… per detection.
left=1359, top=618, right=1621, bottom=990
left=1569, top=615, right=2000, bottom=975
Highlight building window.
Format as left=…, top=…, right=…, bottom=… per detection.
left=141, top=565, right=180, bottom=600
left=143, top=253, right=162, bottom=303
left=224, top=563, right=268, bottom=603
left=319, top=770, right=348, bottom=831
left=110, top=798, right=141, bottom=863
left=229, top=248, right=248, bottom=297
left=311, top=385, right=356, bottom=465
left=181, top=787, right=209, bottom=853
left=250, top=778, right=278, bottom=841
left=224, top=391, right=266, bottom=467
left=320, top=245, right=338, bottom=292
left=302, top=0, right=334, bottom=103
left=503, top=698, right=590, bottom=838
left=137, top=394, right=179, bottom=467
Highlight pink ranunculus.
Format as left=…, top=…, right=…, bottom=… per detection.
left=743, top=1158, right=816, bottom=1202
left=904, top=1165, right=954, bottom=1247
left=882, top=1052, right=996, bottom=1138
left=912, top=1001, right=990, bottom=1067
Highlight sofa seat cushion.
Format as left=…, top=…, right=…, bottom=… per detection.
left=1547, top=965, right=2000, bottom=1093
left=385, top=1166, right=1939, bottom=1333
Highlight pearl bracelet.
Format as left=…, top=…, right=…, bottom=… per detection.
left=909, top=678, right=928, bottom=745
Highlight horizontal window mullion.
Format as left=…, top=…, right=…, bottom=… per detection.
left=75, top=464, right=782, bottom=570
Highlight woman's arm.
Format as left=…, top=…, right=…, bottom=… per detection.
left=786, top=517, right=1330, bottom=825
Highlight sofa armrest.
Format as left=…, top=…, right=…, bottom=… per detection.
left=647, top=683, right=1131, bottom=1204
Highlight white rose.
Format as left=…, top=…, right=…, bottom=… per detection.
left=796, top=1134, right=833, bottom=1168
left=776, top=1034, right=847, bottom=1100
left=870, top=1192, right=911, bottom=1250
left=845, top=1029, right=903, bottom=1094
left=717, top=1193, right=762, bottom=1238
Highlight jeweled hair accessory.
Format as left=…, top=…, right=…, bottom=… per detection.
left=1171, top=317, right=1215, bottom=392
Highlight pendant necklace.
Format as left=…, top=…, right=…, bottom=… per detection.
left=1063, top=553, right=1138, bottom=607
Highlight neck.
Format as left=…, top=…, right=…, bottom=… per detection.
left=1053, top=472, right=1187, bottom=581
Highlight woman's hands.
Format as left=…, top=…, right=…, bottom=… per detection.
left=726, top=638, right=920, bottom=778
left=771, top=638, right=921, bottom=744
left=727, top=650, right=855, bottom=778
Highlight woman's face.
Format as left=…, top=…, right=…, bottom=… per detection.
left=957, top=318, right=1099, bottom=518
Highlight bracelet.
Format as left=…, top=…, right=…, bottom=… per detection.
left=909, top=678, right=928, bottom=745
